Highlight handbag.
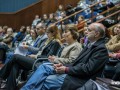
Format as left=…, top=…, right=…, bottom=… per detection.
left=103, top=58, right=119, bottom=78
left=77, top=79, right=109, bottom=90
left=96, top=77, right=120, bottom=90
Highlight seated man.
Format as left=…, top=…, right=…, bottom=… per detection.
left=21, top=23, right=109, bottom=90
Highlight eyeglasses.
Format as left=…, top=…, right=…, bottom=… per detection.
left=85, top=27, right=93, bottom=32
left=36, top=27, right=43, bottom=30
left=46, top=31, right=51, bottom=34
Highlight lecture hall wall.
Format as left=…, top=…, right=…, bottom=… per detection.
left=0, top=0, right=79, bottom=31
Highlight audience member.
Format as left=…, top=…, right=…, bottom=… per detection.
left=22, top=23, right=47, bottom=55
left=12, top=26, right=26, bottom=47
left=21, top=26, right=31, bottom=43
left=32, top=15, right=41, bottom=28
left=48, top=13, right=57, bottom=26
left=2, top=26, right=8, bottom=36
left=77, top=15, right=86, bottom=30
left=65, top=4, right=75, bottom=22
left=106, top=24, right=120, bottom=52
left=56, top=5, right=66, bottom=18
left=41, top=14, right=49, bottom=26
left=0, top=28, right=13, bottom=63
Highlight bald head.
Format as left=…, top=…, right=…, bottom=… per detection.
left=36, top=23, right=46, bottom=35
left=89, top=23, right=105, bottom=38
left=36, top=23, right=46, bottom=29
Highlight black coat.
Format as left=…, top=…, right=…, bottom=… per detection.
left=37, top=39, right=61, bottom=58
left=61, top=38, right=109, bottom=90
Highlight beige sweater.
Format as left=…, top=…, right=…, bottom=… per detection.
left=54, top=42, right=82, bottom=64
left=106, top=34, right=120, bottom=52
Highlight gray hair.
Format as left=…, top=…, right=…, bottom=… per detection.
left=94, top=23, right=105, bottom=38
left=36, top=22, right=46, bottom=29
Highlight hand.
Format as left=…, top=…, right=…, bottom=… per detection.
left=109, top=53, right=116, bottom=58
left=54, top=63, right=66, bottom=74
left=0, top=42, right=6, bottom=45
left=28, top=54, right=37, bottom=59
left=80, top=38, right=84, bottom=44
left=22, top=45, right=29, bottom=49
left=22, top=42, right=27, bottom=45
left=48, top=55, right=56, bottom=62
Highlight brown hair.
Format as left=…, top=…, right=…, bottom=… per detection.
left=78, top=15, right=84, bottom=20
left=66, top=24, right=79, bottom=40
left=47, top=25, right=61, bottom=40
left=111, top=25, right=117, bottom=36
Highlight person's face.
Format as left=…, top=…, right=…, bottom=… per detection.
left=26, top=27, right=30, bottom=34
left=116, top=25, right=120, bottom=35
left=0, top=27, right=3, bottom=33
left=49, top=14, right=54, bottom=19
left=59, top=5, right=63, bottom=10
left=43, top=15, right=48, bottom=20
left=64, top=31, right=73, bottom=44
left=35, top=15, right=39, bottom=19
left=78, top=17, right=83, bottom=22
left=36, top=26, right=44, bottom=35
left=113, top=27, right=117, bottom=35
left=61, top=12, right=66, bottom=17
left=46, top=30, right=53, bottom=39
left=84, top=26, right=98, bottom=41
left=7, top=29, right=12, bottom=35
left=30, top=30, right=37, bottom=38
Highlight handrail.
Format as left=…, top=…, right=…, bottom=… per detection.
left=77, top=10, right=120, bottom=33
left=96, top=10, right=120, bottom=23
left=54, top=1, right=102, bottom=25
left=108, top=23, right=119, bottom=30
left=87, top=5, right=119, bottom=23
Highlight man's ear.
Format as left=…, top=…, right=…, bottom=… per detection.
left=95, top=31, right=100, bottom=38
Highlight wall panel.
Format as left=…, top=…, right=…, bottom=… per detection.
left=0, top=0, right=79, bottom=31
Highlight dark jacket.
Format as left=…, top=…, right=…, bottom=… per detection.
left=28, top=34, right=48, bottom=54
left=61, top=38, right=109, bottom=90
left=37, top=39, right=61, bottom=58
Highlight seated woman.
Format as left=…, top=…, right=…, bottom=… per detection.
left=0, top=25, right=61, bottom=90
left=22, top=26, right=31, bottom=42
left=77, top=15, right=86, bottom=30
left=0, top=28, right=13, bottom=63
left=23, top=29, right=38, bottom=46
left=110, top=25, right=118, bottom=38
left=106, top=24, right=120, bottom=52
left=21, top=24, right=83, bottom=90
left=14, top=29, right=38, bottom=56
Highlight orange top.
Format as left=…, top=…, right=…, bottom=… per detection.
left=77, top=21, right=86, bottom=30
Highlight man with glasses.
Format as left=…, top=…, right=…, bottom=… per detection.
left=22, top=23, right=48, bottom=55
